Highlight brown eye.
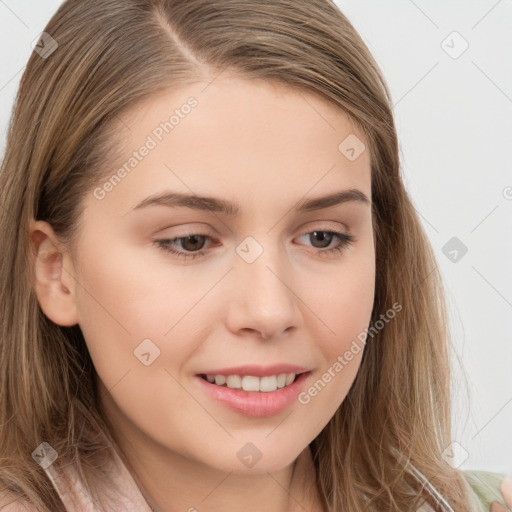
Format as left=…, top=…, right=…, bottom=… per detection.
left=308, top=231, right=334, bottom=249
left=178, top=234, right=207, bottom=252
left=296, top=229, right=355, bottom=257
left=153, top=231, right=215, bottom=261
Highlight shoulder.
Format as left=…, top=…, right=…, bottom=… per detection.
left=462, top=469, right=507, bottom=511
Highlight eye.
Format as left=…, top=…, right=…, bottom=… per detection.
left=295, top=229, right=355, bottom=257
left=153, top=231, right=215, bottom=261
left=153, top=228, right=355, bottom=261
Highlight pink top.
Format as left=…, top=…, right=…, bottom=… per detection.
left=0, top=445, right=157, bottom=511
left=42, top=446, right=157, bottom=512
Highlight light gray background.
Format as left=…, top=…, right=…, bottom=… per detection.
left=1, top=0, right=511, bottom=474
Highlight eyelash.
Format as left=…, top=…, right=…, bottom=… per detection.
left=153, top=228, right=355, bottom=261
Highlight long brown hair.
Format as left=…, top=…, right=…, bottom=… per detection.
left=0, top=0, right=475, bottom=510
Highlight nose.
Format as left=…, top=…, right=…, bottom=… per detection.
left=224, top=241, right=303, bottom=340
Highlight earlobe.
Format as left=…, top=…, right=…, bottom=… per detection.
left=29, top=220, right=79, bottom=327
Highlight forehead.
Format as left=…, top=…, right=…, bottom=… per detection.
left=90, top=75, right=371, bottom=216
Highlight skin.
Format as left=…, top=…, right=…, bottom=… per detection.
left=30, top=75, right=375, bottom=512
left=491, top=477, right=512, bottom=512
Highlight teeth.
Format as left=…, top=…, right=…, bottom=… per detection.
left=242, top=375, right=260, bottom=392
left=214, top=375, right=226, bottom=386
left=204, top=373, right=297, bottom=392
left=226, top=375, right=241, bottom=389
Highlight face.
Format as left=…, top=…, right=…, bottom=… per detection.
left=32, top=75, right=375, bottom=475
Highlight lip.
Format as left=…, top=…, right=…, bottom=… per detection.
left=194, top=371, right=311, bottom=418
left=196, top=364, right=310, bottom=378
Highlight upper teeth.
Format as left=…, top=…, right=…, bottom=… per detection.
left=206, top=373, right=296, bottom=392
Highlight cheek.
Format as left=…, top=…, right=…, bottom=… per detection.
left=73, top=247, right=203, bottom=448
left=75, top=230, right=195, bottom=330
left=300, top=245, right=375, bottom=413
left=311, top=244, right=375, bottom=355
left=297, top=275, right=373, bottom=428
left=72, top=240, right=195, bottom=387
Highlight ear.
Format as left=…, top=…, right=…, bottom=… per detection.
left=29, top=219, right=79, bottom=327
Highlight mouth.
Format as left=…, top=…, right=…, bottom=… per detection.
left=198, top=371, right=304, bottom=392
left=194, top=371, right=312, bottom=417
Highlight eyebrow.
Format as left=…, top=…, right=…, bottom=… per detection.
left=130, top=188, right=370, bottom=215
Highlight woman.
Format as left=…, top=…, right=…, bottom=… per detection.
left=0, top=0, right=509, bottom=510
